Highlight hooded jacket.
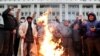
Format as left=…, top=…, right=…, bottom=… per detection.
left=84, top=13, right=100, bottom=38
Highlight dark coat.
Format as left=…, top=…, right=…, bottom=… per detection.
left=2, top=8, right=18, bottom=30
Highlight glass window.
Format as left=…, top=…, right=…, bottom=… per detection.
left=83, top=5, right=93, bottom=8
left=76, top=12, right=79, bottom=16
left=40, top=4, right=50, bottom=8
left=8, top=5, right=17, bottom=8
left=21, top=12, right=24, bottom=16
left=0, top=5, right=4, bottom=8
left=97, top=5, right=100, bottom=8
left=21, top=5, right=31, bottom=8
left=68, top=12, right=71, bottom=14
left=83, top=12, right=85, bottom=16
left=62, top=4, right=65, bottom=8
left=25, top=12, right=27, bottom=15
left=68, top=5, right=79, bottom=8
left=62, top=12, right=65, bottom=14
left=29, top=12, right=31, bottom=15
left=34, top=4, right=37, bottom=8
left=52, top=12, right=55, bottom=15
left=72, top=12, right=75, bottom=14
left=56, top=12, right=59, bottom=15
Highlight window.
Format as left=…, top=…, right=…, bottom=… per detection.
left=62, top=4, right=65, bottom=8
left=72, top=12, right=75, bottom=14
left=97, top=5, right=100, bottom=8
left=21, top=12, right=24, bottom=16
left=0, top=5, right=4, bottom=8
left=40, top=4, right=50, bottom=8
left=68, top=5, right=79, bottom=8
left=50, top=4, right=59, bottom=8
left=8, top=5, right=17, bottom=8
left=52, top=12, right=55, bottom=15
left=25, top=12, right=27, bottom=16
left=83, top=12, right=85, bottom=16
left=62, top=12, right=65, bottom=14
left=21, top=5, right=31, bottom=8
left=68, top=12, right=71, bottom=14
left=29, top=12, right=31, bottom=15
left=56, top=12, right=59, bottom=15
left=76, top=12, right=79, bottom=16
left=83, top=5, right=93, bottom=8
left=34, top=4, right=37, bottom=8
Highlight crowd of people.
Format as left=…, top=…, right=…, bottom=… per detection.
left=0, top=6, right=100, bottom=56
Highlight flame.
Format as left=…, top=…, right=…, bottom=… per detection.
left=37, top=8, right=63, bottom=56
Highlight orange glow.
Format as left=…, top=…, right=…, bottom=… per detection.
left=38, top=9, right=63, bottom=56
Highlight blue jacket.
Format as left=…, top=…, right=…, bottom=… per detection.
left=84, top=20, right=100, bottom=38
left=83, top=13, right=100, bottom=38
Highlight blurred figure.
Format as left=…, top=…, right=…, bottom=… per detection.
left=58, top=20, right=74, bottom=56
left=81, top=13, right=100, bottom=56
left=19, top=16, right=37, bottom=56
left=0, top=13, right=5, bottom=55
left=2, top=6, right=19, bottom=56
left=55, top=16, right=60, bottom=23
left=19, top=17, right=26, bottom=24
left=13, top=9, right=21, bottom=56
left=36, top=18, right=45, bottom=56
left=72, top=16, right=82, bottom=56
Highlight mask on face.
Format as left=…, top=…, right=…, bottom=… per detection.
left=20, top=19, right=25, bottom=23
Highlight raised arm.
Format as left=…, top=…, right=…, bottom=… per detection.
left=31, top=12, right=36, bottom=19
left=16, top=9, right=21, bottom=21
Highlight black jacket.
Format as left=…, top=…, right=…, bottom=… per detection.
left=2, top=8, right=18, bottom=30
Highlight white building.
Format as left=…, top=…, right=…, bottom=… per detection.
left=0, top=0, right=100, bottom=22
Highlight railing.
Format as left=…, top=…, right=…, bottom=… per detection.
left=0, top=0, right=100, bottom=3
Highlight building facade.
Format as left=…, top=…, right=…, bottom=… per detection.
left=0, top=0, right=100, bottom=22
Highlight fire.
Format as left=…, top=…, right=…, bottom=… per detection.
left=37, top=8, right=63, bottom=56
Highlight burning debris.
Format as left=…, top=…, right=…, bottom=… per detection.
left=37, top=8, right=64, bottom=56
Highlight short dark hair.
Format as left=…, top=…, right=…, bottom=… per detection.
left=27, top=16, right=32, bottom=20
left=21, top=17, right=25, bottom=20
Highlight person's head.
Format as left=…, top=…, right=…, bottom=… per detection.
left=20, top=17, right=25, bottom=23
left=63, top=20, right=70, bottom=26
left=27, top=16, right=33, bottom=23
left=8, top=6, right=15, bottom=16
left=55, top=16, right=60, bottom=23
left=88, top=13, right=96, bottom=22
left=37, top=20, right=44, bottom=27
left=76, top=16, right=79, bottom=20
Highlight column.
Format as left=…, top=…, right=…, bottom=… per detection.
left=79, top=4, right=83, bottom=15
left=65, top=4, right=68, bottom=20
left=4, top=4, right=7, bottom=10
left=31, top=4, right=34, bottom=16
left=36, top=4, right=40, bottom=19
left=93, top=4, right=96, bottom=14
left=59, top=4, right=62, bottom=22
